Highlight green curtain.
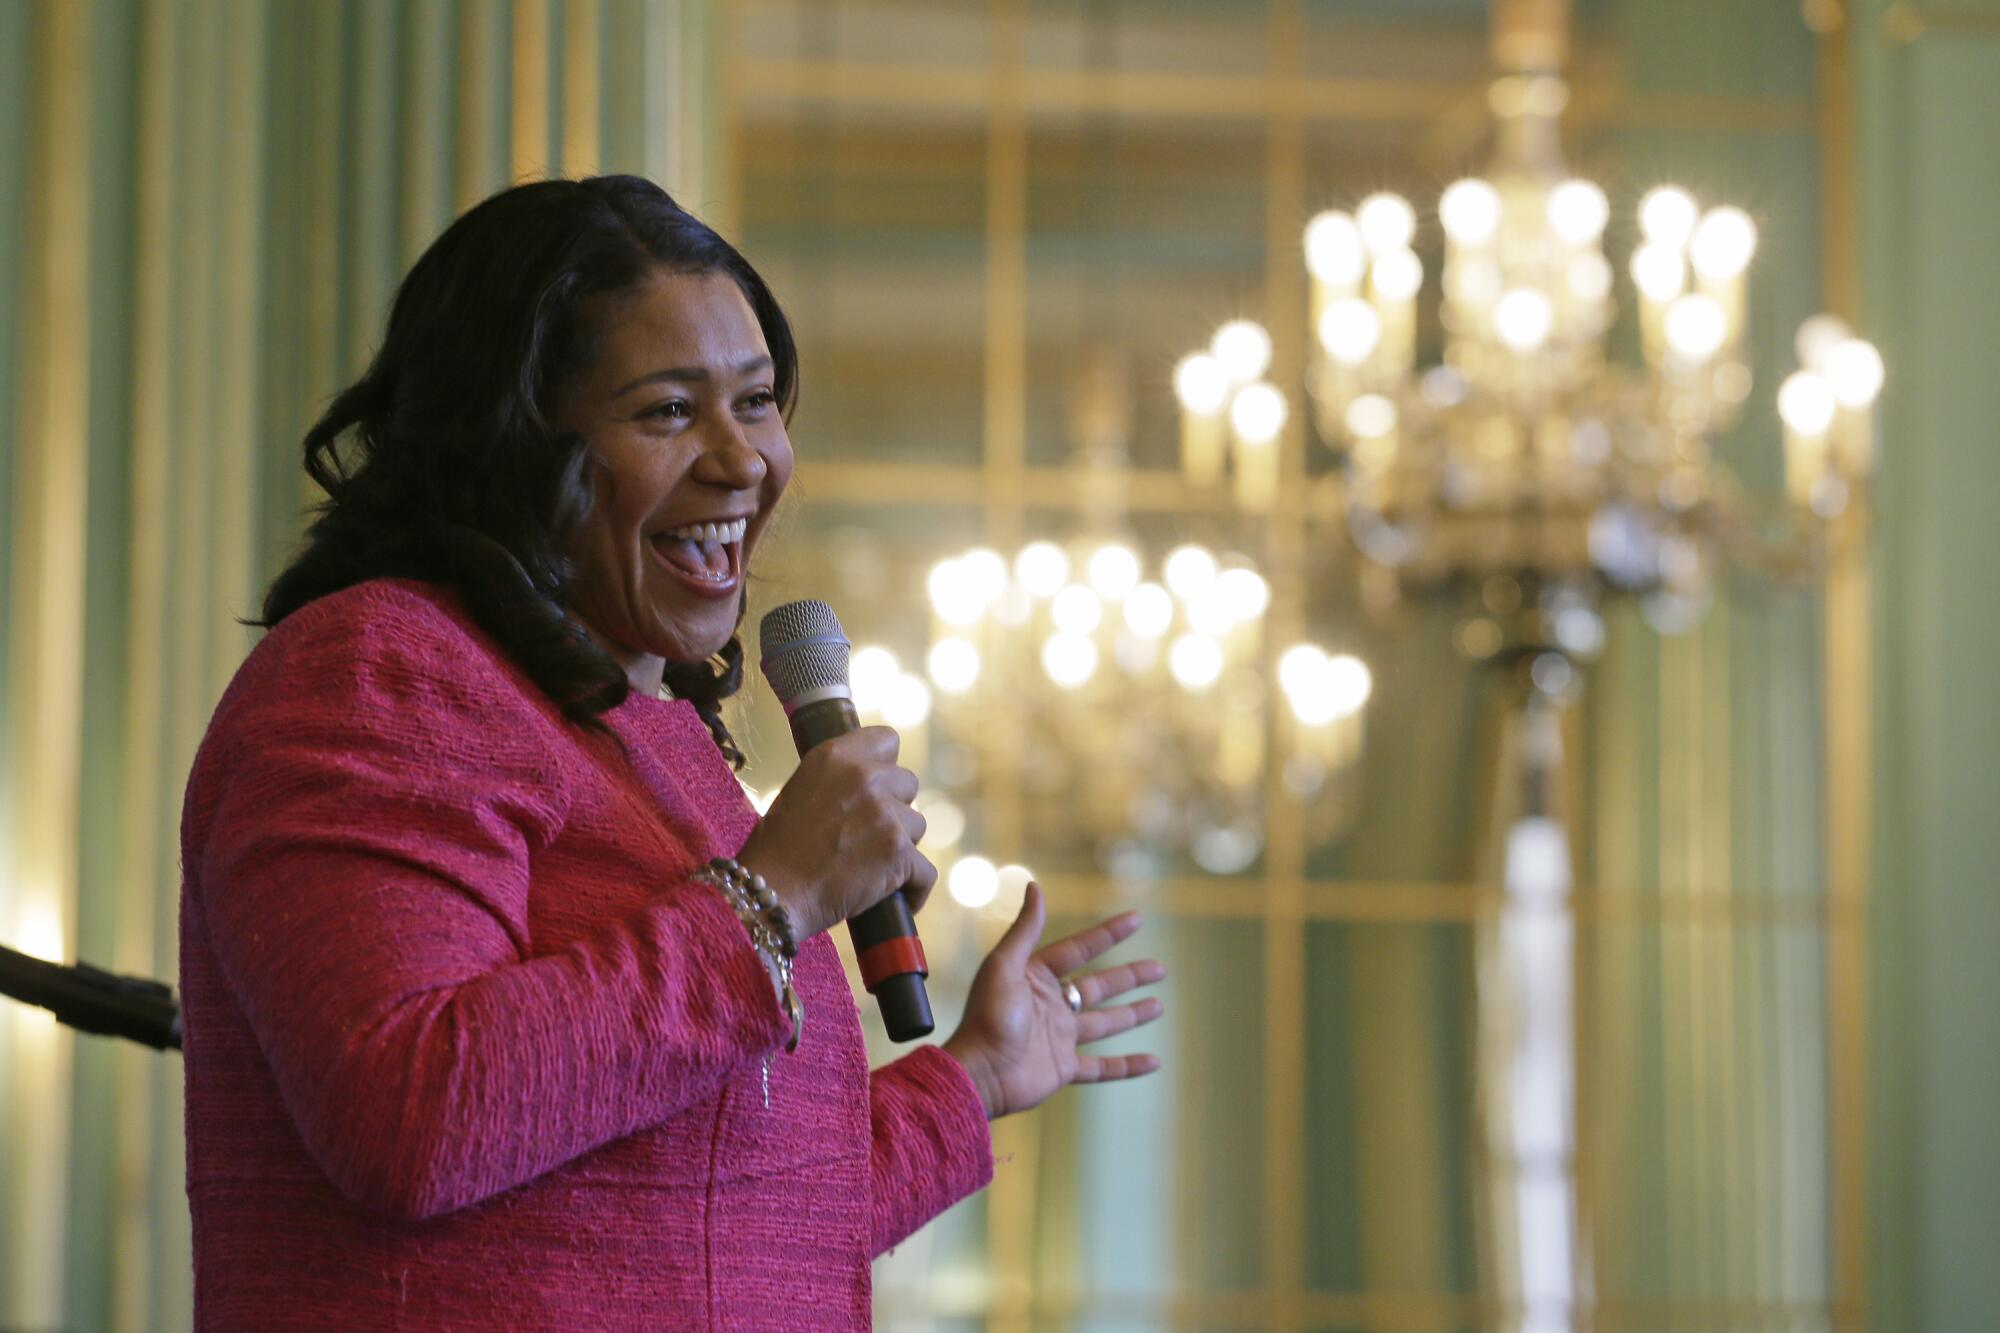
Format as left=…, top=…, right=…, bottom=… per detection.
left=0, top=4, right=714, bottom=1329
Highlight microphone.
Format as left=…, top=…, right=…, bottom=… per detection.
left=0, top=944, right=182, bottom=1051
left=757, top=599, right=934, bottom=1042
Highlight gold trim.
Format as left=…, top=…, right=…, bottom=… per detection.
left=1817, top=3, right=1872, bottom=1324
left=733, top=56, right=1813, bottom=134
left=980, top=7, right=1034, bottom=1330
left=1260, top=3, right=1311, bottom=1321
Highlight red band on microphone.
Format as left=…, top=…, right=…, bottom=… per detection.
left=857, top=936, right=929, bottom=991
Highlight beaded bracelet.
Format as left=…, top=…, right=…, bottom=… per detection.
left=695, top=857, right=803, bottom=1054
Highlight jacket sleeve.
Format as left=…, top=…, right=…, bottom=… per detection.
left=187, top=589, right=789, bottom=1222
left=868, top=1044, right=995, bottom=1256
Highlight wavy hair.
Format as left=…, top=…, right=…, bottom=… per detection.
left=259, top=175, right=797, bottom=768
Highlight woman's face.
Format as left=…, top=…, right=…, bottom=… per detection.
left=560, top=268, right=793, bottom=681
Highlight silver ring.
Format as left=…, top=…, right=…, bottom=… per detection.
left=1062, top=980, right=1084, bottom=1014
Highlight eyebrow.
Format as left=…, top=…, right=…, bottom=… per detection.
left=613, top=355, right=773, bottom=397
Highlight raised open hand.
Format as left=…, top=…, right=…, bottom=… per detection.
left=941, top=882, right=1166, bottom=1121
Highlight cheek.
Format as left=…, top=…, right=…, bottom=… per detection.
left=761, top=437, right=796, bottom=509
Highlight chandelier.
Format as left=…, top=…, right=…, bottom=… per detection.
left=1169, top=4, right=1889, bottom=1327
left=1171, top=11, right=1883, bottom=659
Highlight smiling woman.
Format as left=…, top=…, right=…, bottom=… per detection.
left=560, top=268, right=794, bottom=684
left=257, top=176, right=801, bottom=767
left=176, top=176, right=1164, bottom=1330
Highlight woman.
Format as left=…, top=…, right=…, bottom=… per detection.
left=178, top=175, right=1165, bottom=1329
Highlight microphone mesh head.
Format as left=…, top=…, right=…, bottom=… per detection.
left=758, top=599, right=851, bottom=705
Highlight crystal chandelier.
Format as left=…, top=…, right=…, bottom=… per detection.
left=1172, top=6, right=1883, bottom=656
left=880, top=532, right=1372, bottom=884
left=836, top=340, right=1376, bottom=888
left=1167, top=5, right=1890, bottom=1327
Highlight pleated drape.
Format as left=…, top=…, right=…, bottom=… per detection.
left=0, top=5, right=714, bottom=1328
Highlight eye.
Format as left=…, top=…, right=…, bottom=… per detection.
left=737, top=388, right=778, bottom=415
left=642, top=399, right=692, bottom=421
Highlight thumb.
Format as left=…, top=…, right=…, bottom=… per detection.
left=993, top=880, right=1046, bottom=968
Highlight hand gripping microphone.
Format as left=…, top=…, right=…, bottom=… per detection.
left=757, top=599, right=934, bottom=1042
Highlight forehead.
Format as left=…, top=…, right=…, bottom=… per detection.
left=588, top=268, right=769, bottom=377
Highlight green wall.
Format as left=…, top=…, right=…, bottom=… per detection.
left=1856, top=3, right=2000, bottom=1329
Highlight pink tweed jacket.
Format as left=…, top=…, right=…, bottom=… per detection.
left=178, top=578, right=992, bottom=1329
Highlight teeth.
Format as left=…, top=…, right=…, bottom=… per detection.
left=661, top=517, right=747, bottom=544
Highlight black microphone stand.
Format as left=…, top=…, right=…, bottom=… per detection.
left=0, top=943, right=182, bottom=1051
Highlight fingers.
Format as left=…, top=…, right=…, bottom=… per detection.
left=992, top=880, right=1047, bottom=967
left=1074, top=959, right=1167, bottom=1009
left=1076, top=995, right=1164, bottom=1044
left=850, top=724, right=901, bottom=764
left=1034, top=907, right=1143, bottom=978
left=882, top=764, right=919, bottom=805
left=1073, top=1052, right=1161, bottom=1084
left=901, top=850, right=938, bottom=915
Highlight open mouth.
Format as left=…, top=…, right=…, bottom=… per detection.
left=650, top=516, right=748, bottom=592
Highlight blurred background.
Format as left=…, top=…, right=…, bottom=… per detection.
left=2, top=0, right=1996, bottom=1329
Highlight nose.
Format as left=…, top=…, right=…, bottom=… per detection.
left=693, top=418, right=767, bottom=492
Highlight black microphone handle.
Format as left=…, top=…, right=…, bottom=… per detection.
left=785, top=696, right=935, bottom=1041
left=0, top=944, right=183, bottom=1051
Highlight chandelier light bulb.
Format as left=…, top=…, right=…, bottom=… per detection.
left=1494, top=288, right=1555, bottom=352
left=1566, top=252, right=1614, bottom=303
left=1356, top=192, right=1417, bottom=253
left=1639, top=185, right=1699, bottom=248
left=928, top=557, right=984, bottom=626
left=995, top=863, right=1035, bottom=910
left=1345, top=393, right=1398, bottom=439
left=850, top=644, right=900, bottom=715
left=1317, top=297, right=1383, bottom=366
left=1014, top=540, right=1070, bottom=598
left=1168, top=633, right=1225, bottom=690
left=1778, top=370, right=1838, bottom=436
left=1042, top=632, right=1099, bottom=688
left=1630, top=242, right=1687, bottom=303
left=1371, top=248, right=1424, bottom=302
left=1664, top=293, right=1729, bottom=362
left=1325, top=653, right=1374, bottom=717
left=1689, top=206, right=1757, bottom=281
left=948, top=856, right=999, bottom=909
left=1173, top=352, right=1231, bottom=415
left=1439, top=178, right=1503, bottom=246
left=1547, top=179, right=1610, bottom=245
left=1086, top=543, right=1142, bottom=600
left=1824, top=338, right=1885, bottom=408
left=1163, top=544, right=1218, bottom=599
left=1123, top=582, right=1175, bottom=638
left=1230, top=382, right=1288, bottom=444
left=1216, top=567, right=1271, bottom=620
left=1795, top=314, right=1852, bottom=373
left=1304, top=210, right=1367, bottom=285
left=884, top=672, right=932, bottom=728
left=927, top=637, right=982, bottom=693
left=1278, top=643, right=1329, bottom=698
left=958, top=547, right=1009, bottom=604
left=1051, top=584, right=1105, bottom=635
left=1291, top=689, right=1342, bottom=727
left=1211, top=319, right=1273, bottom=382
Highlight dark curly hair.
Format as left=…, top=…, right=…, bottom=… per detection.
left=258, top=175, right=797, bottom=768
